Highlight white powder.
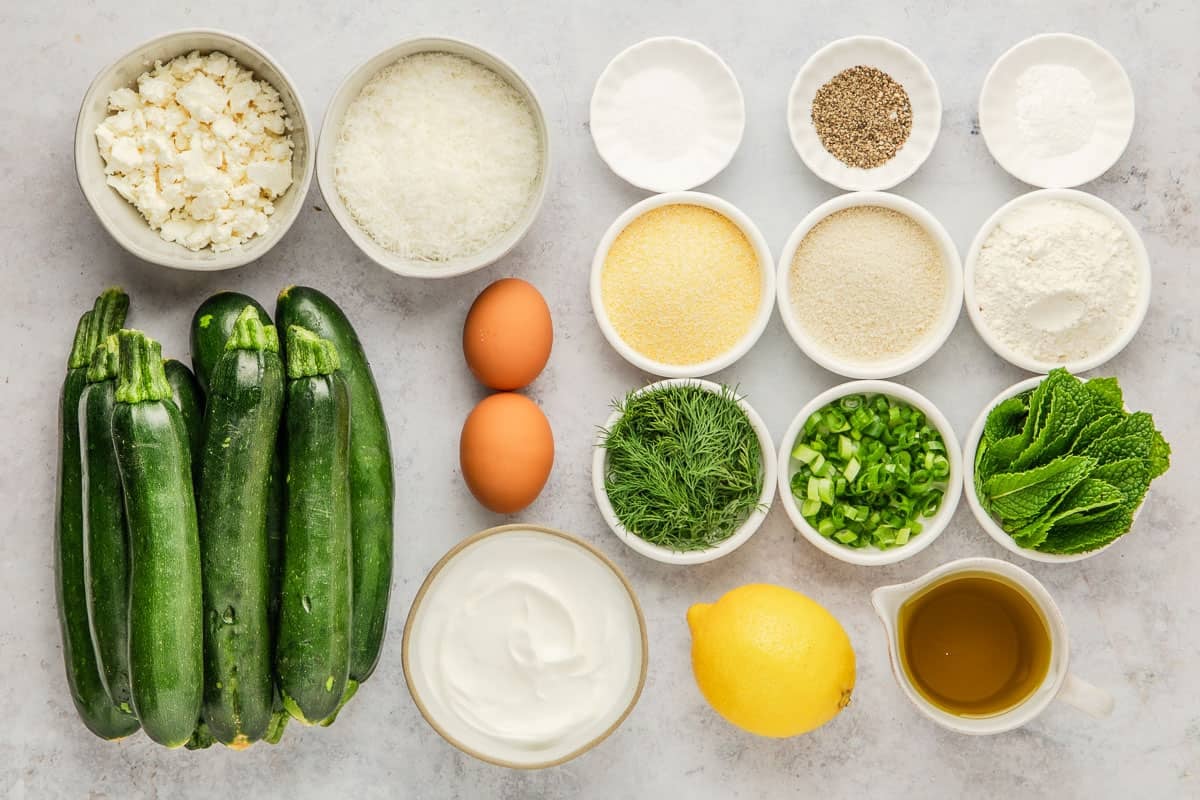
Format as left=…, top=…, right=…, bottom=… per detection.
left=973, top=199, right=1141, bottom=365
left=334, top=53, right=542, bottom=262
left=1014, top=64, right=1097, bottom=158
left=789, top=206, right=947, bottom=364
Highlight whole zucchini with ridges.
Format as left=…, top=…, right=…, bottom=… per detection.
left=112, top=330, right=203, bottom=748
left=80, top=334, right=134, bottom=716
left=56, top=288, right=138, bottom=740
left=277, top=286, right=394, bottom=687
left=197, top=308, right=284, bottom=747
left=276, top=326, right=352, bottom=725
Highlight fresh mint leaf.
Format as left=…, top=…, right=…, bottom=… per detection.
left=1084, top=377, right=1124, bottom=411
left=1149, top=428, right=1171, bottom=479
left=1090, top=458, right=1152, bottom=515
left=982, top=454, right=1095, bottom=522
left=1039, top=508, right=1134, bottom=554
left=1071, top=413, right=1122, bottom=454
left=1012, top=374, right=1093, bottom=470
left=1082, top=411, right=1156, bottom=464
left=983, top=396, right=1028, bottom=445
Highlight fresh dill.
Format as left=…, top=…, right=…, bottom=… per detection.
left=601, top=383, right=764, bottom=551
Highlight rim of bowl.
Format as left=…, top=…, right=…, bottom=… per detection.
left=401, top=523, right=649, bottom=769
left=588, top=36, right=745, bottom=193
left=592, top=379, right=778, bottom=565
left=963, top=188, right=1152, bottom=374
left=978, top=33, right=1135, bottom=189
left=775, top=192, right=963, bottom=379
left=316, top=35, right=551, bottom=279
left=590, top=191, right=776, bottom=378
left=777, top=380, right=963, bottom=566
left=786, top=35, right=942, bottom=192
left=73, top=27, right=314, bottom=271
left=961, top=375, right=1133, bottom=563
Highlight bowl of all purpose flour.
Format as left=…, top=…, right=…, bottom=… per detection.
left=965, top=189, right=1150, bottom=373
left=979, top=33, right=1135, bottom=188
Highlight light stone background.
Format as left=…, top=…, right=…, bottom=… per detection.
left=2, top=0, right=1197, bottom=797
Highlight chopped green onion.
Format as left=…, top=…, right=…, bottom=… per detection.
left=788, top=393, right=949, bottom=550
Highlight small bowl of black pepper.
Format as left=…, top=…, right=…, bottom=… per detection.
left=787, top=36, right=941, bottom=191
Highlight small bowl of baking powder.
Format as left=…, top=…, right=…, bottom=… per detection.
left=979, top=33, right=1135, bottom=189
left=964, top=188, right=1151, bottom=374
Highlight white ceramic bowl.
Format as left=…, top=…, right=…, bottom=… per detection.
left=962, top=376, right=1137, bottom=563
left=317, top=37, right=550, bottom=279
left=402, top=524, right=648, bottom=769
left=591, top=191, right=775, bottom=378
left=777, top=380, right=962, bottom=566
left=74, top=29, right=313, bottom=271
left=592, top=379, right=777, bottom=565
left=979, top=33, right=1135, bottom=188
left=776, top=192, right=962, bottom=379
left=787, top=36, right=941, bottom=191
left=963, top=188, right=1151, bottom=374
left=590, top=36, right=744, bottom=193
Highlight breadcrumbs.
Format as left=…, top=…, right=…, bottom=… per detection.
left=602, top=205, right=762, bottom=366
left=789, top=206, right=946, bottom=363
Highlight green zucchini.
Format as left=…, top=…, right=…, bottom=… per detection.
left=197, top=308, right=284, bottom=748
left=277, top=287, right=393, bottom=686
left=190, top=292, right=271, bottom=393
left=276, top=326, right=352, bottom=725
left=164, top=359, right=205, bottom=476
left=56, top=289, right=138, bottom=740
left=112, top=330, right=203, bottom=748
left=191, top=292, right=285, bottom=628
left=79, top=334, right=134, bottom=716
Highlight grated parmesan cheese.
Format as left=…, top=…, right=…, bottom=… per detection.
left=334, top=53, right=542, bottom=262
left=601, top=204, right=762, bottom=366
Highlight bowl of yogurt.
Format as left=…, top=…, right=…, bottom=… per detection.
left=402, top=524, right=648, bottom=769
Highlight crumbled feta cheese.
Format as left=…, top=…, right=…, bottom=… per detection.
left=94, top=50, right=294, bottom=252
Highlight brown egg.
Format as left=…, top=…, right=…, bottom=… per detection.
left=463, top=278, right=553, bottom=390
left=460, top=393, right=554, bottom=514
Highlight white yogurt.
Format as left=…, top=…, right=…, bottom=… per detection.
left=406, top=528, right=645, bottom=766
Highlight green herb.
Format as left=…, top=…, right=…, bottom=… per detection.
left=788, top=394, right=949, bottom=550
left=601, top=384, right=764, bottom=552
left=975, top=368, right=1171, bottom=554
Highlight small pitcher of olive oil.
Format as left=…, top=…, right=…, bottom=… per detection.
left=871, top=557, right=1113, bottom=734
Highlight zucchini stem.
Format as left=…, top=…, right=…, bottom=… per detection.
left=225, top=305, right=280, bottom=353
left=67, top=287, right=130, bottom=369
left=115, top=330, right=173, bottom=404
left=286, top=325, right=340, bottom=379
left=86, top=334, right=121, bottom=384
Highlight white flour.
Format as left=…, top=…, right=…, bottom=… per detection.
left=973, top=199, right=1141, bottom=365
left=1014, top=64, right=1097, bottom=158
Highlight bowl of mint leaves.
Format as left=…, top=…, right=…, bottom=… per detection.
left=963, top=368, right=1171, bottom=562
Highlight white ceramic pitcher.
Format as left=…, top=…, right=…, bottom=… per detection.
left=871, top=557, right=1114, bottom=734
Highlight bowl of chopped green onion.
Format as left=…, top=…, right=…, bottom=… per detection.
left=593, top=380, right=777, bottom=565
left=777, top=381, right=961, bottom=566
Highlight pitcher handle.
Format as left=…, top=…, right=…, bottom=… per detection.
left=1057, top=672, right=1114, bottom=718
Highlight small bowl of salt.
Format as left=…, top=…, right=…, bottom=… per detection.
left=979, top=33, right=1135, bottom=188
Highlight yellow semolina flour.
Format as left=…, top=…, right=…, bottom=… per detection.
left=601, top=204, right=762, bottom=366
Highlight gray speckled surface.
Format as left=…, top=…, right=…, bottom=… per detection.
left=3, top=1, right=1198, bottom=797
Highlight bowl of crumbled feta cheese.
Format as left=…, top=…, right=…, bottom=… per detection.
left=75, top=29, right=313, bottom=270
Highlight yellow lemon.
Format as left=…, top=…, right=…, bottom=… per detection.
left=687, top=583, right=855, bottom=737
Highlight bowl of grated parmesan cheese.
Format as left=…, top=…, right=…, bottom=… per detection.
left=75, top=29, right=313, bottom=270
left=318, top=38, right=550, bottom=279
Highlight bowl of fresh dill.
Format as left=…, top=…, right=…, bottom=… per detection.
left=592, top=379, right=777, bottom=565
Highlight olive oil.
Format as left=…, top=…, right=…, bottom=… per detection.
left=897, top=572, right=1051, bottom=717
